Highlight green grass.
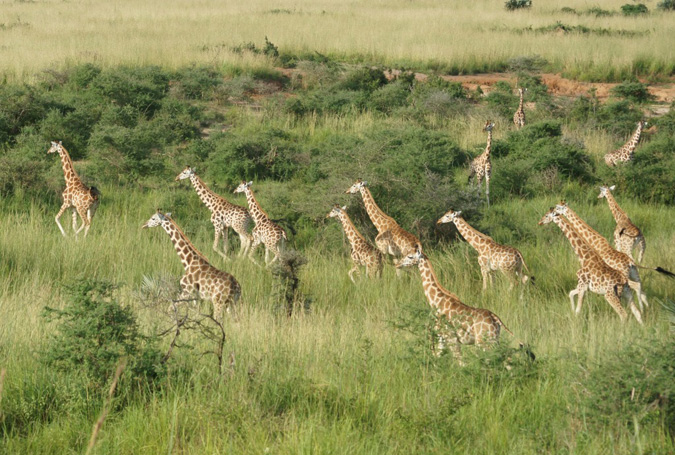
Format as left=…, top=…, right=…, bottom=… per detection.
left=1, top=0, right=674, bottom=82
left=0, top=190, right=673, bottom=454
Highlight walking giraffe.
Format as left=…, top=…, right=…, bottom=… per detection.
left=47, top=141, right=100, bottom=237
left=468, top=121, right=495, bottom=206
left=233, top=181, right=287, bottom=265
left=396, top=248, right=516, bottom=363
left=142, top=210, right=241, bottom=321
left=553, top=201, right=675, bottom=312
left=513, top=88, right=526, bottom=129
left=326, top=205, right=383, bottom=283
left=604, top=121, right=647, bottom=166
left=538, top=208, right=639, bottom=323
left=345, top=179, right=422, bottom=267
left=437, top=209, right=532, bottom=291
left=598, top=185, right=646, bottom=263
left=175, top=166, right=253, bottom=259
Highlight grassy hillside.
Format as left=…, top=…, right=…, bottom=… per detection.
left=1, top=0, right=675, bottom=82
left=0, top=59, right=675, bottom=453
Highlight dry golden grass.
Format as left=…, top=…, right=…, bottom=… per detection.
left=1, top=0, right=674, bottom=82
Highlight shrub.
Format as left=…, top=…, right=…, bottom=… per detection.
left=505, top=0, right=532, bottom=10
left=610, top=81, right=653, bottom=103
left=91, top=66, right=170, bottom=117
left=41, top=279, right=165, bottom=390
left=657, top=0, right=675, bottom=10
left=172, top=65, right=223, bottom=100
left=339, top=67, right=388, bottom=92
left=621, top=3, right=649, bottom=15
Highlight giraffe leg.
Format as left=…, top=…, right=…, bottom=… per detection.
left=485, top=176, right=490, bottom=208
left=247, top=237, right=261, bottom=266
left=605, top=291, right=628, bottom=322
left=635, top=236, right=646, bottom=264
left=623, top=286, right=643, bottom=324
left=348, top=265, right=360, bottom=284
left=212, top=225, right=228, bottom=260
left=237, top=232, right=251, bottom=257
left=627, top=280, right=648, bottom=312
left=71, top=208, right=79, bottom=233
left=54, top=203, right=70, bottom=237
left=83, top=208, right=94, bottom=237
left=74, top=206, right=90, bottom=237
left=222, top=228, right=229, bottom=256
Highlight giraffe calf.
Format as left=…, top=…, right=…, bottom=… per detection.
left=327, top=205, right=383, bottom=283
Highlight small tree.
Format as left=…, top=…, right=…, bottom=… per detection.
left=505, top=0, right=532, bottom=10
left=42, top=279, right=165, bottom=390
left=270, top=250, right=309, bottom=317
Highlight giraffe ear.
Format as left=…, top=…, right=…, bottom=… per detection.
left=341, top=205, right=347, bottom=211
left=455, top=210, right=462, bottom=217
left=165, top=212, right=172, bottom=217
left=247, top=181, right=253, bottom=187
left=58, top=141, right=62, bottom=145
left=51, top=141, right=57, bottom=146
left=609, top=185, right=615, bottom=191
left=363, top=180, right=368, bottom=186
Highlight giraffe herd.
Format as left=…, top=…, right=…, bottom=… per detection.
left=46, top=90, right=667, bottom=364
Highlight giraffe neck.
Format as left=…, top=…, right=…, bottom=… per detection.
left=518, top=91, right=524, bottom=111
left=160, top=219, right=209, bottom=271
left=561, top=207, right=608, bottom=250
left=58, top=147, right=81, bottom=187
left=553, top=216, right=594, bottom=265
left=189, top=174, right=221, bottom=212
left=244, top=187, right=268, bottom=224
left=417, top=256, right=457, bottom=311
left=624, top=123, right=644, bottom=152
left=453, top=217, right=489, bottom=251
left=336, top=211, right=366, bottom=247
left=483, top=130, right=492, bottom=157
left=359, top=186, right=396, bottom=233
left=604, top=191, right=628, bottom=224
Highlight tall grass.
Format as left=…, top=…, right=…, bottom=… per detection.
left=1, top=0, right=674, bottom=82
left=0, top=189, right=673, bottom=453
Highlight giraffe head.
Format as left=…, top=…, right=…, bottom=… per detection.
left=142, top=210, right=172, bottom=229
left=326, top=205, right=347, bottom=219
left=47, top=141, right=63, bottom=154
left=233, top=181, right=253, bottom=194
left=537, top=207, right=558, bottom=226
left=517, top=87, right=527, bottom=96
left=554, top=200, right=569, bottom=217
left=437, top=209, right=462, bottom=225
left=345, top=179, right=367, bottom=194
left=597, top=185, right=616, bottom=199
left=175, top=166, right=196, bottom=181
left=483, top=121, right=495, bottom=132
left=396, top=247, right=425, bottom=269
left=638, top=120, right=648, bottom=129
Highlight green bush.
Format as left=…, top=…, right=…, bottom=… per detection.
left=621, top=3, right=649, bottom=15
left=339, top=67, right=388, bottom=92
left=42, top=279, right=165, bottom=390
left=505, top=0, right=532, bottom=10
left=172, top=65, right=223, bottom=100
left=657, top=0, right=675, bottom=10
left=91, top=66, right=170, bottom=117
left=610, top=81, right=653, bottom=103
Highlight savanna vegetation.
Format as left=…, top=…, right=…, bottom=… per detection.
left=1, top=1, right=675, bottom=454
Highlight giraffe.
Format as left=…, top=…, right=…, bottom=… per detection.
left=598, top=185, right=646, bottom=263
left=468, top=121, right=495, bottom=207
left=513, top=88, right=526, bottom=129
left=233, top=181, right=287, bottom=265
left=437, top=209, right=532, bottom=291
left=554, top=200, right=660, bottom=311
left=327, top=205, right=383, bottom=283
left=604, top=121, right=647, bottom=166
left=396, top=248, right=514, bottom=363
left=538, top=208, right=639, bottom=323
left=175, top=166, right=253, bottom=259
left=47, top=141, right=100, bottom=237
left=142, top=210, right=241, bottom=321
left=344, top=179, right=422, bottom=265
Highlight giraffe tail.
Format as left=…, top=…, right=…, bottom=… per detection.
left=635, top=264, right=675, bottom=279
left=89, top=186, right=101, bottom=201
left=492, top=314, right=536, bottom=361
left=517, top=251, right=535, bottom=285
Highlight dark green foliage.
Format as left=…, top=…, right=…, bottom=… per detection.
left=172, top=65, right=223, bottom=100
left=369, top=79, right=412, bottom=113
left=610, top=81, right=653, bottom=103
left=339, top=67, right=388, bottom=92
left=621, top=3, right=649, bottom=15
left=516, top=73, right=550, bottom=103
left=91, top=66, right=170, bottom=117
left=505, top=0, right=532, bottom=10
left=518, top=22, right=646, bottom=38
left=658, top=0, right=675, bottom=10
left=581, top=337, right=675, bottom=431
left=41, top=279, right=165, bottom=389
left=486, top=81, right=517, bottom=117
left=507, top=55, right=548, bottom=73
left=491, top=121, right=594, bottom=199
left=204, top=127, right=299, bottom=185
left=269, top=249, right=309, bottom=316
left=561, top=7, right=615, bottom=16
left=569, top=98, right=642, bottom=135
left=0, top=84, right=50, bottom=145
